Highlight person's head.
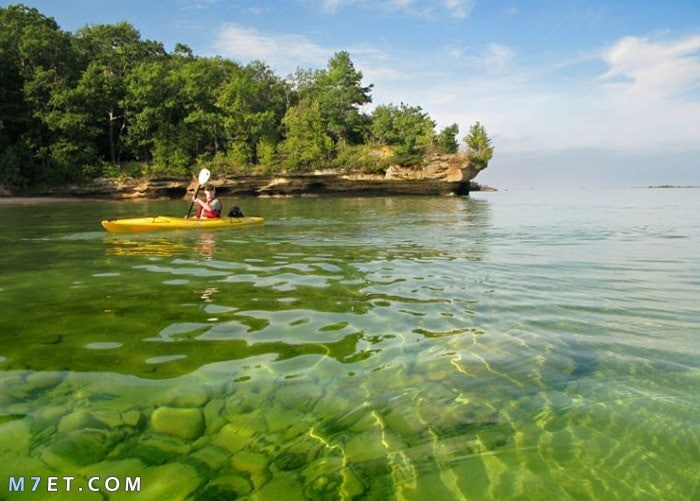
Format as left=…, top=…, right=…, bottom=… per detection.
left=204, top=184, right=215, bottom=198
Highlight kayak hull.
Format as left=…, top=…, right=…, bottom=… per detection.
left=101, top=216, right=264, bottom=234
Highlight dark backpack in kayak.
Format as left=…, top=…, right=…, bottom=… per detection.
left=228, top=206, right=244, bottom=218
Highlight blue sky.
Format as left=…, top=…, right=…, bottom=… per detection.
left=4, top=0, right=700, bottom=188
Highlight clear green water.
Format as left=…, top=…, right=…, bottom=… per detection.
left=0, top=191, right=698, bottom=499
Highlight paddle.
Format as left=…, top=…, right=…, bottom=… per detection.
left=186, top=168, right=211, bottom=218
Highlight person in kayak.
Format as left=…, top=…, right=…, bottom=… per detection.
left=193, top=184, right=222, bottom=218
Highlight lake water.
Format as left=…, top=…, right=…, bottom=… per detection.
left=0, top=189, right=698, bottom=499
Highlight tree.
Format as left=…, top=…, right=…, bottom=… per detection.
left=123, top=56, right=206, bottom=173
left=463, top=121, right=494, bottom=171
left=306, top=51, right=373, bottom=145
left=0, top=4, right=77, bottom=184
left=217, top=60, right=288, bottom=166
left=71, top=22, right=166, bottom=166
left=278, top=98, right=333, bottom=171
left=371, top=103, right=435, bottom=165
left=434, top=123, right=459, bottom=154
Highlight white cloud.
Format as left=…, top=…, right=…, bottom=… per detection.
left=213, top=24, right=331, bottom=73
left=417, top=33, right=700, bottom=154
left=314, top=0, right=475, bottom=18
left=599, top=34, right=700, bottom=100
left=211, top=24, right=700, bottom=158
left=484, top=43, right=513, bottom=73
left=444, top=0, right=476, bottom=19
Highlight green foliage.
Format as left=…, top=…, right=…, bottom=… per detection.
left=0, top=3, right=493, bottom=188
left=255, top=139, right=278, bottom=173
left=309, top=51, right=373, bottom=144
left=149, top=128, right=191, bottom=175
left=464, top=121, right=494, bottom=171
left=435, top=123, right=460, bottom=154
left=278, top=98, right=334, bottom=171
left=332, top=142, right=391, bottom=173
left=371, top=103, right=435, bottom=165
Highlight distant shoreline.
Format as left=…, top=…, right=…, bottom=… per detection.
left=0, top=197, right=104, bottom=206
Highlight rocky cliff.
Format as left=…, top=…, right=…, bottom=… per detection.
left=16, top=154, right=487, bottom=199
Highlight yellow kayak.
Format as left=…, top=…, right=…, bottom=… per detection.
left=101, top=216, right=264, bottom=234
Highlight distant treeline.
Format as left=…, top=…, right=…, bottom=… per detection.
left=0, top=3, right=493, bottom=187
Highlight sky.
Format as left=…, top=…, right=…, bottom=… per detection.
left=3, top=0, right=700, bottom=189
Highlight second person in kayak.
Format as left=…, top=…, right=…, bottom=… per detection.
left=193, top=184, right=222, bottom=218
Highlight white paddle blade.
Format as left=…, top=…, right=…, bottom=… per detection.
left=198, top=168, right=211, bottom=185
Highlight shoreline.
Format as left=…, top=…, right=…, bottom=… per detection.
left=0, top=197, right=110, bottom=206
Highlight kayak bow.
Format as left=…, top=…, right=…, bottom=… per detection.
left=101, top=215, right=264, bottom=234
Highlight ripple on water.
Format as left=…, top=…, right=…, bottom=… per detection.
left=84, top=342, right=123, bottom=350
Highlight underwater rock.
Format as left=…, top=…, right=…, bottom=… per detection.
left=190, top=444, right=231, bottom=471
left=264, top=405, right=309, bottom=439
left=150, top=406, right=205, bottom=440
left=120, top=409, right=144, bottom=428
left=301, top=455, right=346, bottom=498
left=30, top=405, right=70, bottom=433
left=127, top=435, right=191, bottom=464
left=212, top=422, right=256, bottom=453
left=344, top=430, right=387, bottom=463
left=0, top=419, right=31, bottom=454
left=25, top=371, right=65, bottom=393
left=41, top=429, right=112, bottom=468
left=256, top=473, right=307, bottom=500
left=202, top=397, right=226, bottom=434
left=380, top=404, right=428, bottom=442
left=159, top=386, right=211, bottom=408
left=198, top=474, right=253, bottom=499
left=83, top=459, right=201, bottom=499
left=58, top=409, right=109, bottom=433
left=231, top=450, right=271, bottom=489
left=272, top=382, right=324, bottom=413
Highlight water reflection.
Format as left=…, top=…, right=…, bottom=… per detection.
left=103, top=231, right=218, bottom=260
left=103, top=235, right=189, bottom=257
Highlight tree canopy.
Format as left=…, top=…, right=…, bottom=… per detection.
left=0, top=3, right=493, bottom=187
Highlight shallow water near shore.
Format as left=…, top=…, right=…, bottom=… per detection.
left=0, top=190, right=698, bottom=499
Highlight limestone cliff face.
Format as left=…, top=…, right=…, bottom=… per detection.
left=387, top=154, right=476, bottom=182
left=16, top=154, right=481, bottom=199
left=217, top=155, right=476, bottom=197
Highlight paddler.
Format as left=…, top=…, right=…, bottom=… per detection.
left=193, top=184, right=222, bottom=218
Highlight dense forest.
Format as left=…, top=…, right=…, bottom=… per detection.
left=0, top=3, right=494, bottom=188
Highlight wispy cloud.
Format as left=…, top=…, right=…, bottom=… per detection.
left=176, top=0, right=220, bottom=10
left=410, top=33, right=700, bottom=153
left=315, top=0, right=475, bottom=19
left=213, top=24, right=331, bottom=72
left=212, top=22, right=700, bottom=156
left=599, top=34, right=700, bottom=100
left=444, top=0, right=476, bottom=19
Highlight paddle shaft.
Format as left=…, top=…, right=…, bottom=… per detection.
left=185, top=169, right=211, bottom=218
left=186, top=185, right=202, bottom=218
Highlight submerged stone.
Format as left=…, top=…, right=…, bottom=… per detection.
left=231, top=450, right=270, bottom=489
left=83, top=459, right=201, bottom=500
left=24, top=371, right=65, bottom=393
left=344, top=430, right=387, bottom=463
left=212, top=422, right=256, bottom=453
left=0, top=419, right=31, bottom=455
left=199, top=473, right=253, bottom=499
left=256, top=472, right=306, bottom=500
left=41, top=429, right=112, bottom=468
left=159, top=386, right=211, bottom=408
left=58, top=409, right=109, bottom=433
left=120, top=409, right=144, bottom=428
left=151, top=406, right=205, bottom=440
left=190, top=444, right=230, bottom=471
